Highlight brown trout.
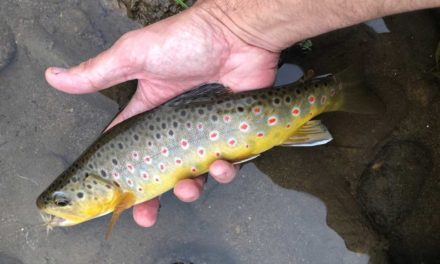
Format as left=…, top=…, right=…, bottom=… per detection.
left=36, top=67, right=382, bottom=236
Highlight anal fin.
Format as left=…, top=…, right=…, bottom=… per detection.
left=105, top=192, right=136, bottom=240
left=282, top=120, right=333, bottom=147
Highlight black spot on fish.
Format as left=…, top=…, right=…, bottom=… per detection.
left=273, top=98, right=281, bottom=105
left=71, top=178, right=77, bottom=183
left=133, top=134, right=139, bottom=141
left=173, top=121, right=178, bottom=128
left=324, top=81, right=328, bottom=86
left=110, top=143, right=115, bottom=149
left=155, top=117, right=161, bottom=122
left=149, top=125, right=155, bottom=131
left=88, top=163, right=94, bottom=169
left=168, top=130, right=174, bottom=136
left=156, top=133, right=161, bottom=140
left=87, top=184, right=92, bottom=189
left=112, top=159, right=118, bottom=165
left=225, top=102, right=232, bottom=108
left=211, top=115, right=218, bottom=122
left=237, top=106, right=244, bottom=113
left=285, top=96, right=291, bottom=104
left=296, top=89, right=301, bottom=95
left=77, top=192, right=84, bottom=198
left=207, top=105, right=213, bottom=111
left=92, top=180, right=97, bottom=185
left=113, top=181, right=120, bottom=188
left=161, top=123, right=167, bottom=129
left=118, top=143, right=124, bottom=149
left=147, top=141, right=153, bottom=147
left=198, top=109, right=204, bottom=115
left=105, top=184, right=111, bottom=189
left=180, top=110, right=187, bottom=117
left=97, top=152, right=102, bottom=158
left=252, top=95, right=258, bottom=100
left=84, top=172, right=89, bottom=178
left=100, top=170, right=107, bottom=177
left=245, top=98, right=253, bottom=104
left=268, top=91, right=273, bottom=96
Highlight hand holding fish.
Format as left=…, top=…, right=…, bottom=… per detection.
left=42, top=0, right=439, bottom=234
left=44, top=4, right=279, bottom=227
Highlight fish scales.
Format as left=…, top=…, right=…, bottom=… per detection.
left=37, top=68, right=379, bottom=230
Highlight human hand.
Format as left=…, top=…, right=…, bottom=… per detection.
left=45, top=5, right=279, bottom=227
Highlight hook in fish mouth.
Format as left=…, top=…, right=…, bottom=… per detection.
left=39, top=212, right=75, bottom=234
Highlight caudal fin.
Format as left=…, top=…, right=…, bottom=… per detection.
left=333, top=66, right=385, bottom=114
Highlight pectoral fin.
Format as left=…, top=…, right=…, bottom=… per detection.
left=105, top=192, right=136, bottom=240
left=282, top=120, right=333, bottom=147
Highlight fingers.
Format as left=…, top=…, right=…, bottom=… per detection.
left=209, top=160, right=239, bottom=183
left=173, top=176, right=206, bottom=203
left=45, top=33, right=140, bottom=94
left=132, top=197, right=160, bottom=227
left=173, top=160, right=239, bottom=203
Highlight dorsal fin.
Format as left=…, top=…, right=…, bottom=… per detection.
left=105, top=192, right=136, bottom=240
left=165, top=83, right=233, bottom=107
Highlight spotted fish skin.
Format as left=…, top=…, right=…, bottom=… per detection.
left=37, top=69, right=371, bottom=226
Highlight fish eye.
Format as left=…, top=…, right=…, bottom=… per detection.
left=53, top=192, right=71, bottom=207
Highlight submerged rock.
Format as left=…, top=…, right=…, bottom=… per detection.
left=0, top=18, right=16, bottom=72
left=357, top=141, right=432, bottom=234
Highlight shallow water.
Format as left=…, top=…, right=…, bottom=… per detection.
left=0, top=1, right=439, bottom=263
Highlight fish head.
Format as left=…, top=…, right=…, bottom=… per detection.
left=36, top=172, right=122, bottom=227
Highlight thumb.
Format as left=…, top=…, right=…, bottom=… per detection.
left=45, top=35, right=140, bottom=94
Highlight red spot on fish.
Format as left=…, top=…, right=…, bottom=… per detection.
left=197, top=123, right=204, bottom=131
left=112, top=171, right=120, bottom=180
left=228, top=138, right=237, bottom=146
left=126, top=163, right=134, bottom=173
left=159, top=163, right=165, bottom=172
left=215, top=151, right=221, bottom=158
left=268, top=116, right=277, bottom=126
left=257, top=132, right=264, bottom=138
left=143, top=156, right=152, bottom=164
left=186, top=122, right=192, bottom=130
left=286, top=123, right=291, bottom=128
left=141, top=171, right=149, bottom=179
left=175, top=158, right=182, bottom=165
left=154, top=176, right=160, bottom=182
left=180, top=139, right=189, bottom=150
left=191, top=167, right=197, bottom=173
left=320, top=95, right=327, bottom=104
left=292, top=107, right=300, bottom=117
left=147, top=141, right=153, bottom=148
left=252, top=106, right=262, bottom=115
left=161, top=147, right=169, bottom=157
left=308, top=95, right=315, bottom=104
left=209, top=131, right=219, bottom=141
left=197, top=147, right=205, bottom=157
left=330, top=89, right=336, bottom=96
left=127, top=179, right=133, bottom=186
left=132, top=151, right=139, bottom=160
left=223, top=115, right=231, bottom=123
left=239, top=122, right=249, bottom=132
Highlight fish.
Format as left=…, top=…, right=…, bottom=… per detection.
left=36, top=67, right=383, bottom=237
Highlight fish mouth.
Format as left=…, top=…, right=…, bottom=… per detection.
left=40, top=211, right=77, bottom=228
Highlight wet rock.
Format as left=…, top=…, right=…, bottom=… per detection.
left=0, top=253, right=23, bottom=264
left=357, top=141, right=432, bottom=234
left=0, top=19, right=16, bottom=72
left=117, top=0, right=197, bottom=26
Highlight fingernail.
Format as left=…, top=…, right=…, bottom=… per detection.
left=50, top=67, right=66, bottom=75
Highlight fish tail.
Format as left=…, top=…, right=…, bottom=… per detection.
left=329, top=66, right=385, bottom=114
